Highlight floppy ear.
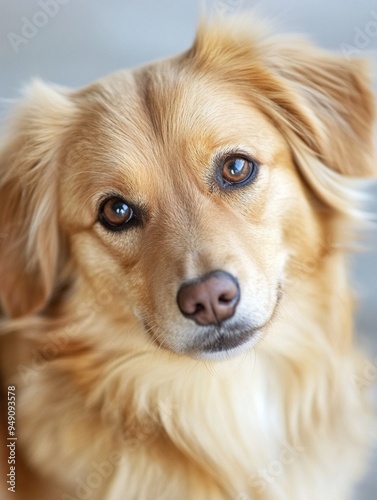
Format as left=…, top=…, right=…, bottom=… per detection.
left=0, top=81, right=74, bottom=318
left=257, top=39, right=376, bottom=214
left=192, top=21, right=376, bottom=214
left=256, top=37, right=376, bottom=177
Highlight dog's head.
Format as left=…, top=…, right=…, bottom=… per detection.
left=0, top=19, right=375, bottom=359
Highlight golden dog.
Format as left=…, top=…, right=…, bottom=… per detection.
left=0, top=16, right=376, bottom=500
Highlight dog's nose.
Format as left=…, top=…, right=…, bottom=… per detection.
left=177, top=271, right=240, bottom=326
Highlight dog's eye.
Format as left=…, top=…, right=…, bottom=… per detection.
left=99, top=196, right=134, bottom=231
left=221, top=156, right=257, bottom=186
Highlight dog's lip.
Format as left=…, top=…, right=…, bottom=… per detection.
left=199, top=327, right=257, bottom=353
left=188, top=320, right=265, bottom=355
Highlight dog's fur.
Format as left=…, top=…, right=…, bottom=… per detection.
left=0, top=17, right=376, bottom=500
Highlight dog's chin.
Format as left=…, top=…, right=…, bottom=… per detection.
left=146, top=320, right=264, bottom=361
left=191, top=328, right=264, bottom=361
left=158, top=322, right=266, bottom=360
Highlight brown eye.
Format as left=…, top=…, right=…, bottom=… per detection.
left=221, top=156, right=257, bottom=186
left=99, top=196, right=134, bottom=231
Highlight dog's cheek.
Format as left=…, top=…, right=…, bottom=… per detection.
left=66, top=233, right=143, bottom=314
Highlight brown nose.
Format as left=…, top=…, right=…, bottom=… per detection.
left=177, top=271, right=240, bottom=326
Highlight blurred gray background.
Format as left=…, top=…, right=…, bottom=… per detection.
left=0, top=0, right=376, bottom=498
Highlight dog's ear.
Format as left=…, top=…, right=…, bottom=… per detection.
left=0, top=81, right=74, bottom=318
left=256, top=39, right=376, bottom=213
left=256, top=38, right=376, bottom=177
left=192, top=21, right=376, bottom=212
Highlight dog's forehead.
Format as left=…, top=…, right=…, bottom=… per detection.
left=71, top=62, right=287, bottom=189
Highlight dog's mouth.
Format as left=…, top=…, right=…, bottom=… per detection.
left=144, top=317, right=264, bottom=358
left=199, top=327, right=260, bottom=354
left=143, top=285, right=282, bottom=359
left=188, top=322, right=263, bottom=358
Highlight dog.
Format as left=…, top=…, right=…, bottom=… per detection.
left=0, top=15, right=376, bottom=500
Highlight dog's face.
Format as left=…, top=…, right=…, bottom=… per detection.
left=0, top=21, right=374, bottom=359
left=60, top=75, right=299, bottom=358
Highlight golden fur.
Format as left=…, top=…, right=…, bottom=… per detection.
left=0, top=16, right=376, bottom=500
